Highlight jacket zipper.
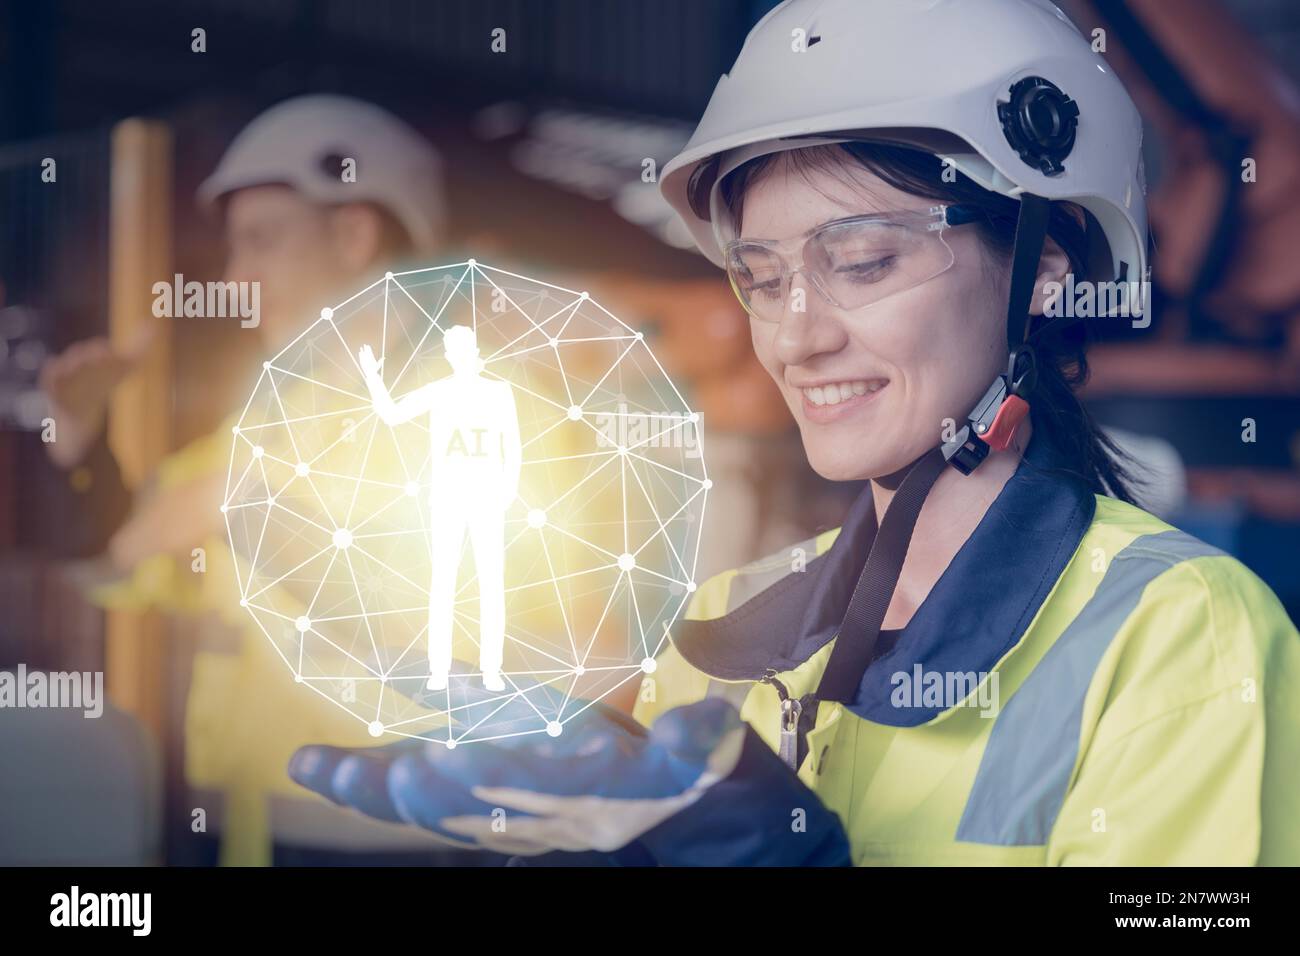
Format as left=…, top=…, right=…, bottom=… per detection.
left=761, top=668, right=802, bottom=771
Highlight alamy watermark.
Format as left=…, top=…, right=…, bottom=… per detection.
left=593, top=402, right=701, bottom=458
left=151, top=273, right=260, bottom=329
left=890, top=664, right=999, bottom=718
left=0, top=664, right=104, bottom=718
left=1043, top=273, right=1151, bottom=329
left=50, top=886, right=150, bottom=936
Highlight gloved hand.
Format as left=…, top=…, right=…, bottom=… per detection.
left=289, top=664, right=850, bottom=865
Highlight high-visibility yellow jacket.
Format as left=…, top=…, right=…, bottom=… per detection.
left=634, top=433, right=1300, bottom=865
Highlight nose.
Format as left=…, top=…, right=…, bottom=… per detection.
left=770, top=273, right=848, bottom=367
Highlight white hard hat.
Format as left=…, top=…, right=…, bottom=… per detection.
left=661, top=0, right=1147, bottom=286
left=198, top=94, right=446, bottom=253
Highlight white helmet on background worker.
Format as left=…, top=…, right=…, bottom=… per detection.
left=198, top=94, right=446, bottom=254
left=661, top=0, right=1147, bottom=287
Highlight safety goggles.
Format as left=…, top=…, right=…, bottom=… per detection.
left=720, top=204, right=980, bottom=323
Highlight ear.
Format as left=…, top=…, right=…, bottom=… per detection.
left=1028, top=233, right=1072, bottom=317
left=327, top=203, right=384, bottom=273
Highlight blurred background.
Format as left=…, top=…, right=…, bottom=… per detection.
left=1, top=0, right=1297, bottom=866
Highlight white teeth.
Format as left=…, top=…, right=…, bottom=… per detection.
left=800, top=380, right=885, bottom=406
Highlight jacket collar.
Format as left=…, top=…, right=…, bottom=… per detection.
left=671, top=429, right=1096, bottom=726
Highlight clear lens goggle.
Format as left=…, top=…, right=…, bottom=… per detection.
left=718, top=204, right=981, bottom=323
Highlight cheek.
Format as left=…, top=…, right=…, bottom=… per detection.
left=887, top=260, right=1005, bottom=423
left=749, top=319, right=780, bottom=379
left=830, top=261, right=1003, bottom=465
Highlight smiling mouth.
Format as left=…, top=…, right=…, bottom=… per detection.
left=794, top=378, right=889, bottom=422
left=799, top=379, right=887, bottom=406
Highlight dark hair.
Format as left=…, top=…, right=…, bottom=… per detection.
left=695, top=141, right=1138, bottom=504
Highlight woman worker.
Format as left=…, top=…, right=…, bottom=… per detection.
left=289, top=0, right=1300, bottom=865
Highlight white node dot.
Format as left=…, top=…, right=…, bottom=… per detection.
left=686, top=581, right=697, bottom=592
left=266, top=496, right=277, bottom=507
left=566, top=405, right=583, bottom=421
left=252, top=445, right=264, bottom=458
left=617, top=445, right=627, bottom=456
left=445, top=739, right=457, bottom=750
left=574, top=665, right=585, bottom=677
left=578, top=291, right=589, bottom=300
left=231, top=425, right=240, bottom=435
left=702, top=478, right=713, bottom=489
left=368, top=721, right=384, bottom=738
left=548, top=337, right=559, bottom=349
left=467, top=258, right=477, bottom=268
left=404, top=481, right=419, bottom=497
left=546, top=721, right=563, bottom=737
left=635, top=331, right=644, bottom=340
left=617, top=553, right=635, bottom=571
left=641, top=657, right=657, bottom=674
left=332, top=528, right=353, bottom=549
left=239, top=598, right=248, bottom=608
left=320, top=307, right=333, bottom=321
left=384, top=271, right=394, bottom=280
left=219, top=504, right=228, bottom=514
left=689, top=412, right=700, bottom=423
left=295, top=462, right=310, bottom=477
left=262, top=360, right=271, bottom=370
left=527, top=508, right=547, bottom=528
left=294, top=616, right=311, bottom=633
left=294, top=674, right=303, bottom=683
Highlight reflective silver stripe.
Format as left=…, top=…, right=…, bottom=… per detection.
left=706, top=678, right=753, bottom=710
left=725, top=535, right=819, bottom=612
left=955, top=529, right=1224, bottom=846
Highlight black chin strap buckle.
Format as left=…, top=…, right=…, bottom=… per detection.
left=942, top=421, right=992, bottom=476
left=942, top=375, right=1005, bottom=475
left=942, top=345, right=1037, bottom=476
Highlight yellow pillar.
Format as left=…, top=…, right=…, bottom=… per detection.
left=105, top=118, right=173, bottom=742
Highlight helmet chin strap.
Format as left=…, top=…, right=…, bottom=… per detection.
left=786, top=194, right=1053, bottom=758
left=944, top=192, right=1051, bottom=474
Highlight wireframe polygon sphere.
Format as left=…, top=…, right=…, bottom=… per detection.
left=223, top=261, right=708, bottom=744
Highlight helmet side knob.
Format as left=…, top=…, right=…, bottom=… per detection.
left=998, top=76, right=1079, bottom=176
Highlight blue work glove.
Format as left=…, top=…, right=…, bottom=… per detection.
left=289, top=664, right=850, bottom=865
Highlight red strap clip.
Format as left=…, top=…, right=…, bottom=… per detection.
left=977, top=395, right=1030, bottom=451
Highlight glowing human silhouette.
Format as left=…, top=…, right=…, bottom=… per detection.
left=359, top=325, right=521, bottom=692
